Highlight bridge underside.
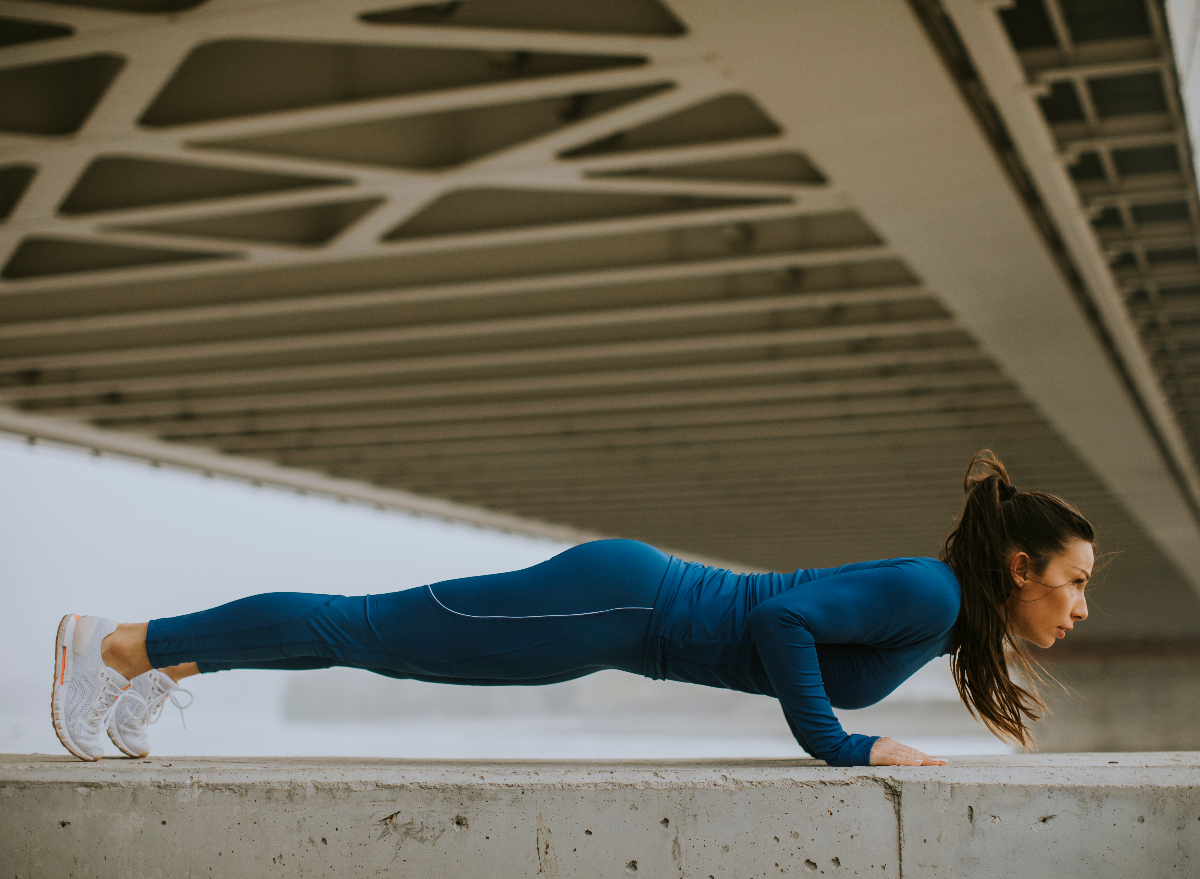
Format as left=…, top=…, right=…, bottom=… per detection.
left=3, top=0, right=1200, bottom=640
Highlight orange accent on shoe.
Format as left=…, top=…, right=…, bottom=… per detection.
left=122, top=684, right=130, bottom=691
left=60, top=647, right=66, bottom=685
left=74, top=615, right=80, bottom=620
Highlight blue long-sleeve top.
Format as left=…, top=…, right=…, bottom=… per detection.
left=641, top=556, right=962, bottom=767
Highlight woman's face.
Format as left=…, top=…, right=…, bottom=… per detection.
left=1006, top=538, right=1093, bottom=648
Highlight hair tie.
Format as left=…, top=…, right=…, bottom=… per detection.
left=1000, top=483, right=1018, bottom=501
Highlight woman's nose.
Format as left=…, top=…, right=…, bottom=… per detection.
left=1073, top=594, right=1088, bottom=621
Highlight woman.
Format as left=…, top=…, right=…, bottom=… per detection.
left=51, top=450, right=1093, bottom=767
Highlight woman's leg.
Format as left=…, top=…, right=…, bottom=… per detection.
left=101, top=623, right=182, bottom=680
left=109, top=539, right=672, bottom=685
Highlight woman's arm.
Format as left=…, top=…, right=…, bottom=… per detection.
left=745, top=560, right=957, bottom=767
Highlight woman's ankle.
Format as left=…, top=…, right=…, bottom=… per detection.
left=161, top=663, right=200, bottom=682
left=100, top=622, right=152, bottom=680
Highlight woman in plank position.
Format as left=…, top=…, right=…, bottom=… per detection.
left=51, top=449, right=1093, bottom=767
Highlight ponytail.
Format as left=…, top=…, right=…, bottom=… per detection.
left=940, top=450, right=1095, bottom=747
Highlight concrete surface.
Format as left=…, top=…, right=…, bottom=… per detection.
left=1, top=753, right=1197, bottom=878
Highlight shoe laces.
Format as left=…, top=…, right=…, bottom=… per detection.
left=146, top=670, right=193, bottom=730
left=89, top=668, right=148, bottom=736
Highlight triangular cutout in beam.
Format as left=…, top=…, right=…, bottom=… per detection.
left=0, top=17, right=72, bottom=48
left=2, top=237, right=231, bottom=279
left=0, top=54, right=124, bottom=135
left=141, top=39, right=646, bottom=127
left=360, top=0, right=686, bottom=36
left=118, top=198, right=383, bottom=247
left=199, top=83, right=672, bottom=171
left=588, top=151, right=826, bottom=185
left=0, top=166, right=37, bottom=221
left=60, top=157, right=351, bottom=215
left=385, top=187, right=786, bottom=240
left=560, top=94, right=781, bottom=159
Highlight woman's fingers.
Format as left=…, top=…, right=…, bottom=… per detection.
left=869, top=736, right=948, bottom=766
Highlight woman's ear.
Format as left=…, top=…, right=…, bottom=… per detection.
left=1008, top=551, right=1029, bottom=587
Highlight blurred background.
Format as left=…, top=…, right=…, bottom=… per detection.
left=3, top=0, right=1200, bottom=759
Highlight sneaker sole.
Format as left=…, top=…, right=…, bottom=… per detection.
left=51, top=613, right=100, bottom=762
left=107, top=712, right=147, bottom=758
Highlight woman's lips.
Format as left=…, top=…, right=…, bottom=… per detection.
left=1056, top=627, right=1067, bottom=639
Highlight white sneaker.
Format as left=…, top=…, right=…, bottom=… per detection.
left=51, top=615, right=146, bottom=761
left=108, top=669, right=192, bottom=758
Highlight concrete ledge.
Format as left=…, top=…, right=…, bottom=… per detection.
left=2, top=753, right=1197, bottom=877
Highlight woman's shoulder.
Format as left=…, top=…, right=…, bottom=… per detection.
left=832, top=557, right=960, bottom=625
left=895, top=557, right=960, bottom=629
left=824, top=555, right=956, bottom=583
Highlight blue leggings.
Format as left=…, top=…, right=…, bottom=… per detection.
left=145, top=539, right=672, bottom=685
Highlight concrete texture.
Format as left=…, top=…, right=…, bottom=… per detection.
left=1, top=754, right=1197, bottom=878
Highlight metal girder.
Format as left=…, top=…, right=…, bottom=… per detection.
left=0, top=272, right=915, bottom=345
left=130, top=386, right=1026, bottom=441
left=49, top=362, right=1003, bottom=422
left=206, top=404, right=1044, bottom=451
left=264, top=429, right=1067, bottom=470
left=0, top=340, right=985, bottom=401
left=0, top=283, right=935, bottom=363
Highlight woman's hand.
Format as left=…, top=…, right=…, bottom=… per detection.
left=869, top=736, right=947, bottom=766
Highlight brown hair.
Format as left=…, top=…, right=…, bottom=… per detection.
left=939, top=449, right=1095, bottom=747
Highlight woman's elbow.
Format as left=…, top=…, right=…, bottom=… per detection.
left=744, top=603, right=779, bottom=639
left=746, top=602, right=810, bottom=639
